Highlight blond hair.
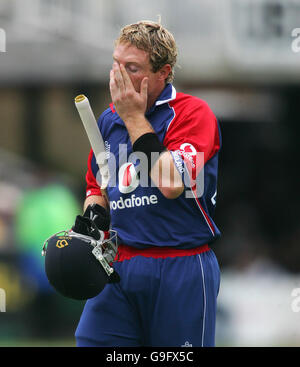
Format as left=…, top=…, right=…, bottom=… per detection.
left=115, top=20, right=178, bottom=83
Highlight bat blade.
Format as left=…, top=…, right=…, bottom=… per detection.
left=74, top=94, right=109, bottom=189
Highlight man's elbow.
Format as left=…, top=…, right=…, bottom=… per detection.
left=159, top=184, right=184, bottom=199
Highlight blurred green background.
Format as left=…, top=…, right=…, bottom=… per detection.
left=0, top=0, right=300, bottom=347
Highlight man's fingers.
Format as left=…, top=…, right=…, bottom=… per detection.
left=113, top=63, right=125, bottom=92
left=109, top=69, right=118, bottom=99
left=140, top=77, right=148, bottom=100
left=111, top=64, right=148, bottom=118
left=120, top=64, right=134, bottom=91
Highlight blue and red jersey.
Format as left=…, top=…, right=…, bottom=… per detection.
left=85, top=83, right=221, bottom=250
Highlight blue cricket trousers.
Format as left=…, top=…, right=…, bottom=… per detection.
left=75, top=245, right=220, bottom=347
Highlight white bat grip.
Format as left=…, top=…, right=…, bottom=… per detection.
left=75, top=95, right=109, bottom=189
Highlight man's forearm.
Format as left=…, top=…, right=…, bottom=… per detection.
left=83, top=194, right=109, bottom=212
left=124, top=116, right=184, bottom=199
left=123, top=114, right=154, bottom=145
left=150, top=151, right=184, bottom=199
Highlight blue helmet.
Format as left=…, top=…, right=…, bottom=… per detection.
left=42, top=227, right=120, bottom=300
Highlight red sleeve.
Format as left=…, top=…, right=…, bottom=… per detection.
left=164, top=97, right=220, bottom=182
left=85, top=149, right=103, bottom=198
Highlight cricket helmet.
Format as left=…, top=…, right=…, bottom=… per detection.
left=42, top=226, right=120, bottom=300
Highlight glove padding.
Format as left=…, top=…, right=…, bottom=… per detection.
left=70, top=204, right=119, bottom=285
left=72, top=204, right=110, bottom=240
left=83, top=203, right=110, bottom=231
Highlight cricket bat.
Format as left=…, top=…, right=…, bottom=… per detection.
left=74, top=95, right=110, bottom=190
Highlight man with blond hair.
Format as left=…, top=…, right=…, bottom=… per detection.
left=75, top=20, right=222, bottom=347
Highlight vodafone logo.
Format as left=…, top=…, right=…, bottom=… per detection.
left=178, top=143, right=197, bottom=169
left=111, top=161, right=159, bottom=210
left=118, top=162, right=140, bottom=194
left=180, top=143, right=197, bottom=156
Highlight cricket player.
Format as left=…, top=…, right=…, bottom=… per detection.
left=74, top=20, right=222, bottom=347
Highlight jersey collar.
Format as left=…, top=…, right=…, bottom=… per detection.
left=154, top=83, right=176, bottom=106
left=146, top=83, right=176, bottom=116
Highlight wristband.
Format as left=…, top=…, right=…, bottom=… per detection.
left=132, top=132, right=167, bottom=172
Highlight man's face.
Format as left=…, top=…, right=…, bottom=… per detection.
left=112, top=42, right=160, bottom=97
